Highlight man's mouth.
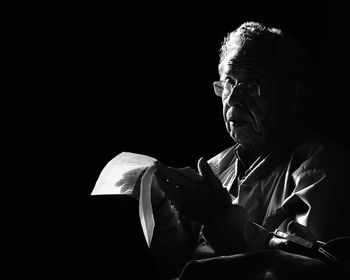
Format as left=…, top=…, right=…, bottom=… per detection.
left=230, top=120, right=249, bottom=127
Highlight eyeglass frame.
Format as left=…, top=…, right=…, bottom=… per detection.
left=213, top=80, right=261, bottom=99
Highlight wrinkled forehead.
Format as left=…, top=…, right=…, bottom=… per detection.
left=219, top=59, right=281, bottom=82
left=219, top=44, right=285, bottom=82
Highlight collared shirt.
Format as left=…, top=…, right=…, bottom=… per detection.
left=151, top=130, right=350, bottom=278
left=208, top=131, right=350, bottom=241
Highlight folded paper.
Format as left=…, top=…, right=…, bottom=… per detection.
left=91, top=152, right=157, bottom=247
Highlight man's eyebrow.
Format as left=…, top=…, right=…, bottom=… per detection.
left=220, top=73, right=234, bottom=82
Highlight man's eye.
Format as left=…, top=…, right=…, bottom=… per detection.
left=225, top=78, right=235, bottom=84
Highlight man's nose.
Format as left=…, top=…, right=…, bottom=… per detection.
left=226, top=88, right=244, bottom=108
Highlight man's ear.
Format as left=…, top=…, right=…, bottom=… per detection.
left=286, top=82, right=305, bottom=118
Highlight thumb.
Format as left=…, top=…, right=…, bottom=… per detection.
left=197, top=157, right=222, bottom=190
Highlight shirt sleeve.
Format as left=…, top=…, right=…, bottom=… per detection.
left=150, top=198, right=202, bottom=279
left=202, top=204, right=272, bottom=255
left=279, top=142, right=350, bottom=241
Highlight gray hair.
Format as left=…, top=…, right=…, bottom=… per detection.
left=219, top=21, right=314, bottom=88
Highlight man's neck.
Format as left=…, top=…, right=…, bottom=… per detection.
left=241, top=122, right=302, bottom=165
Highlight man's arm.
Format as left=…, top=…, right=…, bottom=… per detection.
left=154, top=159, right=271, bottom=258
left=131, top=171, right=202, bottom=279
left=150, top=198, right=201, bottom=279
left=202, top=204, right=272, bottom=255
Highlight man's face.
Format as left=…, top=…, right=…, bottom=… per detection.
left=220, top=62, right=288, bottom=152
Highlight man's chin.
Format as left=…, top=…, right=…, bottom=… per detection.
left=231, top=130, right=263, bottom=148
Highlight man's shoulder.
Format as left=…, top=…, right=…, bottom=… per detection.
left=292, top=129, right=350, bottom=173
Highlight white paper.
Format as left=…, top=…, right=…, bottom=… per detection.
left=91, top=152, right=157, bottom=247
left=139, top=165, right=155, bottom=247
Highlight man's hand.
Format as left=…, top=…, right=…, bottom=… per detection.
left=130, top=168, right=167, bottom=208
left=150, top=175, right=167, bottom=208
left=269, top=221, right=318, bottom=258
left=287, top=221, right=317, bottom=242
left=154, top=157, right=232, bottom=224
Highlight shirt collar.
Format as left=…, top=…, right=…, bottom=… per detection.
left=233, top=144, right=253, bottom=170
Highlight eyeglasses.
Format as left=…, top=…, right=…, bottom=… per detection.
left=213, top=80, right=261, bottom=99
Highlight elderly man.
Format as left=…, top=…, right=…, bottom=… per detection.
left=141, top=22, right=350, bottom=279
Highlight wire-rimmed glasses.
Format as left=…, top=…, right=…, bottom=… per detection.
left=213, top=80, right=261, bottom=99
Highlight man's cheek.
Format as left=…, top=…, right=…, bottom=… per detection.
left=225, top=121, right=233, bottom=135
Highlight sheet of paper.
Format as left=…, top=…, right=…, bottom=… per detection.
left=91, top=152, right=157, bottom=247
left=139, top=165, right=155, bottom=247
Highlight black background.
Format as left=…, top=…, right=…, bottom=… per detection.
left=53, top=0, right=347, bottom=191
left=60, top=1, right=348, bottom=214
left=59, top=0, right=346, bottom=177
left=23, top=1, right=349, bottom=278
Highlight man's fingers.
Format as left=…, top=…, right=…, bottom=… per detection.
left=154, top=167, right=192, bottom=210
left=154, top=162, right=186, bottom=199
left=155, top=161, right=194, bottom=189
left=197, top=157, right=222, bottom=190
left=287, top=221, right=316, bottom=242
left=154, top=167, right=177, bottom=196
left=197, top=157, right=212, bottom=177
left=175, top=167, right=203, bottom=182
